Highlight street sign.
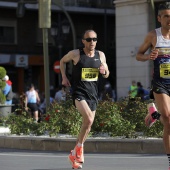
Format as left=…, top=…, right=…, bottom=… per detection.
left=53, top=61, right=60, bottom=73
left=15, top=54, right=28, bottom=67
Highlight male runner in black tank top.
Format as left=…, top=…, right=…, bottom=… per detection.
left=60, top=29, right=109, bottom=169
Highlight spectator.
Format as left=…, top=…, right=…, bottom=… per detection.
left=128, top=80, right=137, bottom=99
left=2, top=75, right=14, bottom=105
left=136, top=82, right=144, bottom=99
left=54, top=85, right=66, bottom=102
left=137, top=82, right=149, bottom=101
left=25, top=84, right=40, bottom=122
left=143, top=89, right=150, bottom=100
left=39, top=92, right=54, bottom=115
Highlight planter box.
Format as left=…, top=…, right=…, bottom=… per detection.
left=0, top=104, right=14, bottom=117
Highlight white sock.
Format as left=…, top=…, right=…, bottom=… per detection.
left=72, top=143, right=83, bottom=156
left=77, top=142, right=83, bottom=147
left=72, top=150, right=75, bottom=156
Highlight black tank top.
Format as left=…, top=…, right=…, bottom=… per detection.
left=72, top=49, right=101, bottom=102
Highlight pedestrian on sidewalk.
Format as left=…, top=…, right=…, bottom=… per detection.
left=2, top=75, right=14, bottom=105
left=136, top=2, right=170, bottom=170
left=60, top=29, right=110, bottom=169
left=25, top=84, right=40, bottom=123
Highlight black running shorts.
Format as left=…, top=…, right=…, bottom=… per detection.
left=27, top=103, right=38, bottom=112
left=151, top=80, right=170, bottom=96
left=72, top=95, right=97, bottom=111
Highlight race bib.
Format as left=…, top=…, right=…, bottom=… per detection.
left=160, top=63, right=170, bottom=78
left=81, top=68, right=99, bottom=81
left=157, top=47, right=170, bottom=55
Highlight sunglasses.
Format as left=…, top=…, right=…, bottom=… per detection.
left=83, top=38, right=98, bottom=42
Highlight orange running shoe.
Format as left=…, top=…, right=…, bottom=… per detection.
left=68, top=150, right=82, bottom=169
left=145, top=103, right=157, bottom=128
left=75, top=146, right=84, bottom=163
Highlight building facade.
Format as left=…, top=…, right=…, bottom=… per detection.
left=114, top=0, right=165, bottom=99
left=0, top=0, right=115, bottom=95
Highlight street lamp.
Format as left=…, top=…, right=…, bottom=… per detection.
left=51, top=19, right=70, bottom=38
left=52, top=0, right=76, bottom=50
left=51, top=0, right=76, bottom=89
left=61, top=19, right=70, bottom=34
left=50, top=15, right=70, bottom=85
left=39, top=0, right=76, bottom=107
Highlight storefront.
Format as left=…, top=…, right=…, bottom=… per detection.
left=0, top=54, right=44, bottom=94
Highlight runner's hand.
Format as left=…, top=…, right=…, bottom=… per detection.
left=149, top=49, right=159, bottom=60
left=99, top=63, right=106, bottom=75
left=62, top=76, right=71, bottom=87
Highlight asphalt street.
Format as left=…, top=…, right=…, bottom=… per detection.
left=0, top=148, right=168, bottom=170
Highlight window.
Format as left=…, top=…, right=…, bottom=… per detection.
left=0, top=19, right=17, bottom=44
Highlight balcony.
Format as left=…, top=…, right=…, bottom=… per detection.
left=63, top=0, right=114, bottom=9
left=0, top=0, right=114, bottom=9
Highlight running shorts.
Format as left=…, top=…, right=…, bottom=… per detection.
left=72, top=95, right=97, bottom=111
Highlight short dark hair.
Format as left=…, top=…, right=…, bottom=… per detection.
left=137, top=82, right=143, bottom=88
left=158, top=2, right=170, bottom=15
left=28, top=83, right=34, bottom=89
left=82, top=30, right=97, bottom=39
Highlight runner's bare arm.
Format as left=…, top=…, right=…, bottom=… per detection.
left=136, top=31, right=157, bottom=61
left=99, top=51, right=110, bottom=78
left=60, top=51, right=73, bottom=87
left=60, top=50, right=79, bottom=87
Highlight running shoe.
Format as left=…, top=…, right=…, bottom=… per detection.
left=75, top=145, right=84, bottom=163
left=68, top=150, right=82, bottom=169
left=145, top=103, right=157, bottom=128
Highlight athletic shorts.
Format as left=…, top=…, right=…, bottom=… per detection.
left=27, top=103, right=38, bottom=112
left=151, top=80, right=170, bottom=96
left=72, top=95, right=97, bottom=111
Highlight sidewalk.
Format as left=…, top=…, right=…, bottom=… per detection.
left=0, top=127, right=164, bottom=154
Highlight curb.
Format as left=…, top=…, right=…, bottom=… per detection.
left=0, top=135, right=165, bottom=154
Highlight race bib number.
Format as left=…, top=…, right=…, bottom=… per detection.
left=81, top=68, right=99, bottom=81
left=160, top=63, right=170, bottom=78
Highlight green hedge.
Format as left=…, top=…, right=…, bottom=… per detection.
left=0, top=66, right=7, bottom=104
left=3, top=97, right=163, bottom=138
